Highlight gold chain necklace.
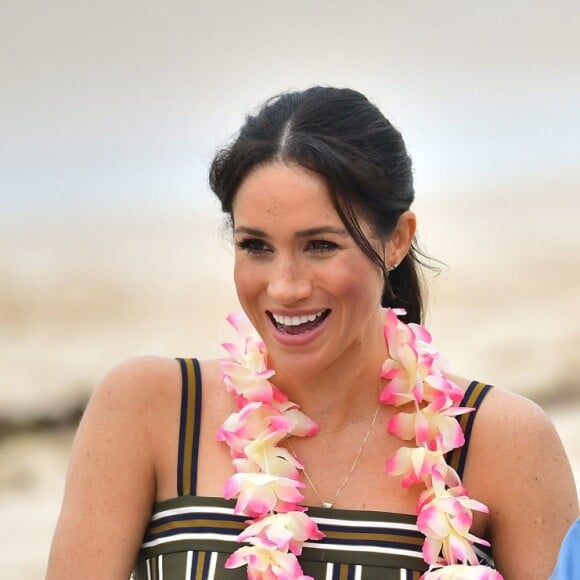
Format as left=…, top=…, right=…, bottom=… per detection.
left=286, top=404, right=380, bottom=508
left=316, top=409, right=380, bottom=435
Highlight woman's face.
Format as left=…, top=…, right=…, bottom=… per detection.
left=231, top=162, right=388, bottom=378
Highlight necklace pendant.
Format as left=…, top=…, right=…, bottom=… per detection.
left=322, top=501, right=332, bottom=509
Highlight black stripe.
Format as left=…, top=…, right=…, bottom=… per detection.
left=445, top=381, right=493, bottom=477
left=190, top=358, right=202, bottom=495
left=177, top=358, right=189, bottom=497
left=455, top=382, right=492, bottom=478
left=193, top=550, right=205, bottom=580
left=201, top=551, right=211, bottom=577
left=150, top=512, right=247, bottom=526
left=146, top=526, right=241, bottom=542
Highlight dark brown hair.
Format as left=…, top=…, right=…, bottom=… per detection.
left=209, top=86, right=425, bottom=323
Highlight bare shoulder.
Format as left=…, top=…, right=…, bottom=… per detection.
left=89, top=356, right=232, bottom=466
left=447, top=374, right=565, bottom=460
left=47, top=355, right=231, bottom=578
left=468, top=385, right=570, bottom=476
left=78, top=356, right=181, bottom=459
left=464, top=383, right=575, bottom=496
left=472, top=385, right=555, bottom=445
left=92, top=355, right=181, bottom=406
left=89, top=355, right=231, bottom=448
left=458, top=380, right=579, bottom=578
left=46, top=356, right=183, bottom=578
left=66, top=354, right=186, bottom=500
left=96, top=355, right=225, bottom=401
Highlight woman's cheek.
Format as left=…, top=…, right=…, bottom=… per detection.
left=327, top=258, right=383, bottom=302
left=233, top=262, right=258, bottom=303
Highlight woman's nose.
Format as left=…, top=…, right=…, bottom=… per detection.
left=267, top=258, right=312, bottom=304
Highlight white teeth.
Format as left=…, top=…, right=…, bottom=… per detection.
left=272, top=311, right=326, bottom=326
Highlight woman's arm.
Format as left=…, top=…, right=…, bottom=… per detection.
left=473, top=389, right=579, bottom=579
left=46, top=356, right=179, bottom=579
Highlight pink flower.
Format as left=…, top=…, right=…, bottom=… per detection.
left=423, top=375, right=465, bottom=410
left=381, top=309, right=461, bottom=412
left=224, top=472, right=305, bottom=517
left=239, top=512, right=324, bottom=555
left=225, top=545, right=313, bottom=580
left=218, top=400, right=318, bottom=460
left=417, top=465, right=466, bottom=513
left=417, top=468, right=490, bottom=566
left=220, top=357, right=281, bottom=406
left=380, top=311, right=441, bottom=407
left=388, top=409, right=467, bottom=453
left=217, top=402, right=277, bottom=457
left=243, top=430, right=302, bottom=476
left=380, top=352, right=424, bottom=406
left=383, top=308, right=416, bottom=352
left=268, top=402, right=319, bottom=437
left=386, top=445, right=446, bottom=487
left=419, top=502, right=483, bottom=565
left=421, top=565, right=503, bottom=579
left=221, top=313, right=285, bottom=406
left=226, top=311, right=260, bottom=338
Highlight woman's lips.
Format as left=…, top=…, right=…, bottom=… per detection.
left=267, top=309, right=331, bottom=345
left=269, top=309, right=330, bottom=335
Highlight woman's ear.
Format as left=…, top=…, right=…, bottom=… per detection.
left=386, top=211, right=416, bottom=268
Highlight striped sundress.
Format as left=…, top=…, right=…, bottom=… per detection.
left=133, top=358, right=496, bottom=579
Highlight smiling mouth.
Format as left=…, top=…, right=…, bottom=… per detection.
left=268, top=310, right=330, bottom=335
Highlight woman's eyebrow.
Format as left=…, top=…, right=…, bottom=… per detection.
left=294, top=226, right=349, bottom=238
left=234, top=226, right=267, bottom=237
left=234, top=225, right=348, bottom=238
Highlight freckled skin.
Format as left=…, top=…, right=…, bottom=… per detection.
left=231, top=162, right=390, bottom=391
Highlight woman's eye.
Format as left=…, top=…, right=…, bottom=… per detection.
left=308, top=239, right=338, bottom=253
left=235, top=238, right=272, bottom=256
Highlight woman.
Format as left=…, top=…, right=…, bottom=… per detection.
left=46, top=87, right=579, bottom=579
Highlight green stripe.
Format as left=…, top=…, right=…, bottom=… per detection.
left=149, top=517, right=245, bottom=535
left=182, top=359, right=197, bottom=495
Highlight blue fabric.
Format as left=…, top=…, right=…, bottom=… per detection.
left=551, top=518, right=580, bottom=579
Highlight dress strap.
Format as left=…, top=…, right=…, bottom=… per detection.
left=445, top=381, right=493, bottom=479
left=176, top=358, right=202, bottom=496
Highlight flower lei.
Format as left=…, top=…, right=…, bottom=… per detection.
left=217, top=309, right=503, bottom=580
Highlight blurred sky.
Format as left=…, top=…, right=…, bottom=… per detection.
left=1, top=0, right=579, bottom=222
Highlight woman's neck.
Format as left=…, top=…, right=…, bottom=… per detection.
left=268, top=319, right=388, bottom=430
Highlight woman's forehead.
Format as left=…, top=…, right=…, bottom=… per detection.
left=232, top=162, right=340, bottom=223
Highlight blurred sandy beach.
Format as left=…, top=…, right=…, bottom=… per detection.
left=1, top=190, right=579, bottom=578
